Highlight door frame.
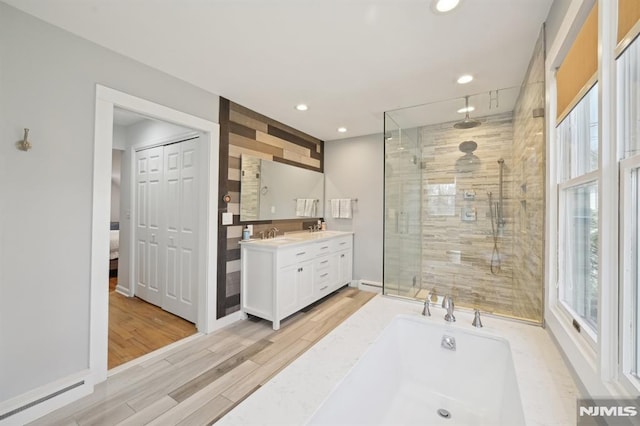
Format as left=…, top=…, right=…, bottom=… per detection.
left=90, top=85, right=222, bottom=385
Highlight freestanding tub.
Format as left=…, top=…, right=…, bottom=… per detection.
left=308, top=314, right=525, bottom=425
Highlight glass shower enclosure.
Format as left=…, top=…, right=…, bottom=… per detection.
left=383, top=32, right=545, bottom=323
left=383, top=116, right=422, bottom=299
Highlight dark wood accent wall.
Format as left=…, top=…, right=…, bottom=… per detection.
left=217, top=98, right=324, bottom=318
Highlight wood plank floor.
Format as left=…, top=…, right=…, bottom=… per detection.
left=30, top=286, right=375, bottom=426
left=109, top=282, right=197, bottom=369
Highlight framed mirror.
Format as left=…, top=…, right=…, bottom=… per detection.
left=240, top=155, right=324, bottom=221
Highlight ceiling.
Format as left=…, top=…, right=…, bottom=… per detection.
left=4, top=0, right=553, bottom=141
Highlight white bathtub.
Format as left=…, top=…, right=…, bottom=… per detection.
left=308, top=314, right=525, bottom=426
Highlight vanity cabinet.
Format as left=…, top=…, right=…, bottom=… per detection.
left=240, top=232, right=353, bottom=330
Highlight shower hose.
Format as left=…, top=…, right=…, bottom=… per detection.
left=488, top=193, right=501, bottom=275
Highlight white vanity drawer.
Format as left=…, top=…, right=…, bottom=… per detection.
left=315, top=241, right=332, bottom=257
left=315, top=256, right=331, bottom=272
left=331, top=236, right=352, bottom=251
left=278, top=246, right=315, bottom=266
left=314, top=269, right=333, bottom=297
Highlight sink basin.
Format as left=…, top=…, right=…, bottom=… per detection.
left=247, top=237, right=302, bottom=246
left=243, top=231, right=351, bottom=246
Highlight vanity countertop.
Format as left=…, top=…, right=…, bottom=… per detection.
left=239, top=230, right=353, bottom=248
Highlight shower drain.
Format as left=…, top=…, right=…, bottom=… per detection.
left=437, top=408, right=452, bottom=419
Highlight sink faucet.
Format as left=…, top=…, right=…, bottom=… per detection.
left=268, top=227, right=279, bottom=239
left=442, top=295, right=455, bottom=322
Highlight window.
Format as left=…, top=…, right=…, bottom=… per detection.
left=557, top=84, right=599, bottom=340
left=619, top=36, right=640, bottom=389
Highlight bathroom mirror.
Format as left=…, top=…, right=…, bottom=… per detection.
left=240, top=155, right=324, bottom=221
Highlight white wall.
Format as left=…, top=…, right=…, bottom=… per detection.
left=111, top=149, right=122, bottom=223
left=112, top=124, right=127, bottom=150
left=324, top=134, right=384, bottom=284
left=0, top=2, right=219, bottom=403
left=116, top=119, right=196, bottom=294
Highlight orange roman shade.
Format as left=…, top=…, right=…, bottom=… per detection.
left=556, top=3, right=598, bottom=123
left=618, top=0, right=640, bottom=45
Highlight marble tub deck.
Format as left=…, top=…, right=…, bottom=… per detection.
left=218, top=294, right=579, bottom=426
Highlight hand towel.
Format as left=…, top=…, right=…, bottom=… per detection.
left=331, top=199, right=340, bottom=218
left=339, top=198, right=352, bottom=219
left=296, top=198, right=306, bottom=216
left=304, top=199, right=315, bottom=217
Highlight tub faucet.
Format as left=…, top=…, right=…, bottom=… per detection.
left=421, top=296, right=431, bottom=317
left=442, top=295, right=455, bottom=322
left=472, top=309, right=483, bottom=328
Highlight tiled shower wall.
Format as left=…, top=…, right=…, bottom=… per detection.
left=417, top=31, right=545, bottom=322
left=419, top=112, right=518, bottom=317
left=512, top=30, right=545, bottom=322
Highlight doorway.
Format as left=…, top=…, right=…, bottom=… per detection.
left=108, top=109, right=202, bottom=369
left=91, top=85, right=220, bottom=385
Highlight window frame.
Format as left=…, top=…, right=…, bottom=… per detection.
left=617, top=35, right=640, bottom=394
left=555, top=85, right=600, bottom=349
left=557, top=172, right=599, bottom=348
left=620, top=155, right=640, bottom=393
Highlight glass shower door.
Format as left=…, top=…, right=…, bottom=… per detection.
left=383, top=115, right=422, bottom=298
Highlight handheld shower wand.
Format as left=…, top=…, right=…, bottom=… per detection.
left=488, top=191, right=502, bottom=275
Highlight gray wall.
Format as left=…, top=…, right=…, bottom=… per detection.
left=0, top=2, right=219, bottom=402
left=324, top=134, right=384, bottom=284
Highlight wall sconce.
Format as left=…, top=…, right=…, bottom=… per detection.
left=18, top=128, right=32, bottom=151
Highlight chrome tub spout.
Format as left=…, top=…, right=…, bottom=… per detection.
left=442, top=295, right=455, bottom=322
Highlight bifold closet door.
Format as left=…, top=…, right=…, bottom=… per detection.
left=134, top=138, right=199, bottom=323
left=135, top=145, right=164, bottom=307
left=162, top=139, right=198, bottom=322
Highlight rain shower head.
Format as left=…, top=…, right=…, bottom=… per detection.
left=455, top=140, right=480, bottom=172
left=454, top=96, right=482, bottom=129
left=458, top=140, right=477, bottom=153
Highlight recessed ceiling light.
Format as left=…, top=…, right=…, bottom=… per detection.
left=337, top=127, right=347, bottom=133
left=457, top=74, right=473, bottom=84
left=457, top=106, right=475, bottom=113
left=431, top=0, right=460, bottom=13
left=295, top=104, right=308, bottom=111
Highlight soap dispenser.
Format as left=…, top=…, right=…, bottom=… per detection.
left=242, top=226, right=250, bottom=241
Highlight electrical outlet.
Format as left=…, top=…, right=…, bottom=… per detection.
left=247, top=224, right=253, bottom=236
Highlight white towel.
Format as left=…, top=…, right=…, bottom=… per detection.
left=331, top=199, right=340, bottom=218
left=339, top=198, right=352, bottom=219
left=296, top=199, right=306, bottom=217
left=304, top=199, right=316, bottom=217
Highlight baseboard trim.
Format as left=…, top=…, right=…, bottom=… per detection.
left=114, top=285, right=130, bottom=296
left=0, top=370, right=92, bottom=426
left=210, top=310, right=242, bottom=332
left=358, top=280, right=383, bottom=293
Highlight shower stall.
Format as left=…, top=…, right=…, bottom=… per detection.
left=383, top=33, right=545, bottom=323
